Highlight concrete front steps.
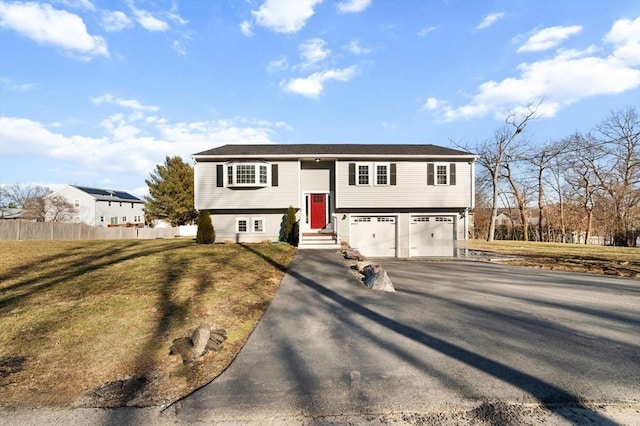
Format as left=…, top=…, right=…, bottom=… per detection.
left=298, top=232, right=341, bottom=250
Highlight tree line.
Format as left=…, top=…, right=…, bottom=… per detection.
left=468, top=105, right=639, bottom=247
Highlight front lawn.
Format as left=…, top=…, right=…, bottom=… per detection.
left=0, top=239, right=296, bottom=408
left=469, top=240, right=639, bottom=277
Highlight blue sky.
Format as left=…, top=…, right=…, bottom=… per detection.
left=1, top=0, right=639, bottom=197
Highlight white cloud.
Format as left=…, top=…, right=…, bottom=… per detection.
left=604, top=17, right=640, bottom=66
left=345, top=39, right=371, bottom=55
left=92, top=94, right=160, bottom=112
left=240, top=20, right=253, bottom=36
left=427, top=17, right=640, bottom=122
left=417, top=25, right=439, bottom=37
left=267, top=55, right=288, bottom=73
left=172, top=40, right=186, bottom=56
left=130, top=6, right=169, bottom=31
left=423, top=97, right=438, bottom=110
left=518, top=25, right=583, bottom=52
left=476, top=12, right=505, bottom=30
left=337, top=0, right=371, bottom=13
left=299, top=38, right=330, bottom=66
left=251, top=0, right=322, bottom=33
left=55, top=0, right=95, bottom=11
left=0, top=77, right=35, bottom=91
left=282, top=66, right=358, bottom=98
left=0, top=113, right=283, bottom=182
left=0, top=1, right=108, bottom=58
left=101, top=10, right=133, bottom=32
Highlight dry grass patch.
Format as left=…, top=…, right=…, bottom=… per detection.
left=469, top=240, right=640, bottom=277
left=0, top=239, right=296, bottom=409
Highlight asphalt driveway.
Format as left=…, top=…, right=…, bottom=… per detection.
left=174, top=251, right=640, bottom=424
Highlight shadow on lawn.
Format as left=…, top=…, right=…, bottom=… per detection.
left=102, top=243, right=292, bottom=424
left=0, top=240, right=193, bottom=313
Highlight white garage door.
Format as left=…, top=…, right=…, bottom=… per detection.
left=410, top=216, right=455, bottom=257
left=350, top=216, right=397, bottom=257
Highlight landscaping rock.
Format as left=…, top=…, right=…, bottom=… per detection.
left=169, top=337, right=194, bottom=364
left=361, top=263, right=395, bottom=292
left=170, top=325, right=228, bottom=363
left=343, top=248, right=365, bottom=261
left=191, top=323, right=211, bottom=359
left=356, top=260, right=374, bottom=271
left=361, top=263, right=383, bottom=276
left=207, top=328, right=227, bottom=352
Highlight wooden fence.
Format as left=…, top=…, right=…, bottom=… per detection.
left=0, top=220, right=184, bottom=241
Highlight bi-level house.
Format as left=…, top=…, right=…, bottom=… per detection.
left=193, top=144, right=476, bottom=258
left=45, top=185, right=145, bottom=227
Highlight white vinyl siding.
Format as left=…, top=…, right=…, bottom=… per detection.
left=45, top=185, right=144, bottom=227
left=211, top=213, right=285, bottom=243
left=336, top=160, right=472, bottom=209
left=195, top=161, right=299, bottom=210
left=300, top=163, right=332, bottom=192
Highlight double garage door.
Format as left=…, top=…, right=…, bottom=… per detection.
left=350, top=215, right=455, bottom=257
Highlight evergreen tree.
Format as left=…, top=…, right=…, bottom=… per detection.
left=196, top=210, right=215, bottom=244
left=144, top=156, right=197, bottom=226
left=282, top=206, right=299, bottom=246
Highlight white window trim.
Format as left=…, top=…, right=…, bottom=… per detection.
left=252, top=217, right=265, bottom=233
left=434, top=162, right=449, bottom=186
left=374, top=162, right=390, bottom=186
left=226, top=162, right=271, bottom=188
left=356, top=162, right=371, bottom=186
left=236, top=217, right=250, bottom=233
left=236, top=217, right=266, bottom=233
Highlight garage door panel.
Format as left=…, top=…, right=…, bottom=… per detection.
left=410, top=216, right=454, bottom=257
left=351, top=216, right=396, bottom=257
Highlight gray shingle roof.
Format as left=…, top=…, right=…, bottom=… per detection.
left=193, top=144, right=474, bottom=158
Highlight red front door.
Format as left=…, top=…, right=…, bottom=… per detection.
left=310, top=194, right=326, bottom=229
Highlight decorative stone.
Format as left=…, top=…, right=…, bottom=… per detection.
left=343, top=248, right=365, bottom=261
left=356, top=260, right=374, bottom=271
left=364, top=265, right=396, bottom=292
left=169, top=337, right=194, bottom=363
left=361, top=263, right=383, bottom=276
left=207, top=328, right=227, bottom=351
left=191, top=323, right=211, bottom=359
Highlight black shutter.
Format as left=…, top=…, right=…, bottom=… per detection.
left=348, top=163, right=356, bottom=186
left=390, top=163, right=397, bottom=186
left=216, top=165, right=223, bottom=187
left=449, top=163, right=456, bottom=185
left=271, top=164, right=279, bottom=187
left=427, top=163, right=434, bottom=185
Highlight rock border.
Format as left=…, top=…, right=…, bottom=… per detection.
left=342, top=247, right=395, bottom=292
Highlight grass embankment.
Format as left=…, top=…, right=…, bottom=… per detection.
left=469, top=239, right=640, bottom=278
left=0, top=239, right=296, bottom=408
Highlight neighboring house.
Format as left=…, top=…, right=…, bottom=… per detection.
left=193, top=144, right=476, bottom=258
left=45, top=185, right=145, bottom=227
left=0, top=207, right=22, bottom=220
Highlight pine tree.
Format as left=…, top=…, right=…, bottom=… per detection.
left=282, top=206, right=299, bottom=246
left=144, top=156, right=197, bottom=226
left=196, top=210, right=215, bottom=244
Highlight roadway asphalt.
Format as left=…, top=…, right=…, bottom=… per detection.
left=172, top=250, right=640, bottom=424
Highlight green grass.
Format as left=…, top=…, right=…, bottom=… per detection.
left=0, top=239, right=296, bottom=408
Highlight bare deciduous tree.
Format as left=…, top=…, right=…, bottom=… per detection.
left=468, top=103, right=540, bottom=241
left=592, top=106, right=640, bottom=246
left=2, top=184, right=52, bottom=208
left=45, top=195, right=78, bottom=222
